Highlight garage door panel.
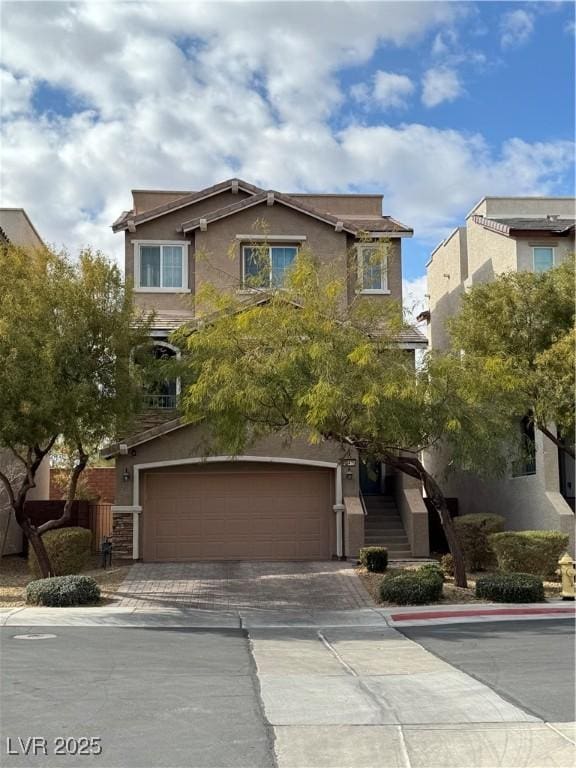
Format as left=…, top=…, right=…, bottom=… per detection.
left=142, top=466, right=333, bottom=561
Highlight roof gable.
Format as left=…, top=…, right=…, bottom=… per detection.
left=112, top=178, right=263, bottom=232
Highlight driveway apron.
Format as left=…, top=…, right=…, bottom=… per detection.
left=114, top=561, right=373, bottom=611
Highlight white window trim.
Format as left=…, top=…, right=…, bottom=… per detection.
left=132, top=240, right=190, bottom=292
left=356, top=243, right=390, bottom=294
left=532, top=245, right=555, bottom=272
left=241, top=244, right=299, bottom=288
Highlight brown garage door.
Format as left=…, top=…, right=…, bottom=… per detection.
left=142, top=463, right=334, bottom=561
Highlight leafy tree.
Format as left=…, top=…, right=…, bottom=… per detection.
left=175, top=250, right=524, bottom=587
left=0, top=244, right=149, bottom=577
left=448, top=258, right=575, bottom=458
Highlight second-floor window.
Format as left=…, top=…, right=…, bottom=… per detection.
left=533, top=246, right=555, bottom=273
left=242, top=245, right=298, bottom=288
left=135, top=242, right=187, bottom=290
left=357, top=244, right=389, bottom=293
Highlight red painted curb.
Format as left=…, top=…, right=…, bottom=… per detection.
left=390, top=606, right=576, bottom=622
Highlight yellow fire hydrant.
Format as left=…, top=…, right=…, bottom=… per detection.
left=558, top=553, right=575, bottom=600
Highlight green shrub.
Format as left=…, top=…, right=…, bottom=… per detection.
left=454, top=513, right=505, bottom=571
left=359, top=546, right=388, bottom=573
left=28, top=527, right=92, bottom=578
left=418, top=562, right=445, bottom=582
left=440, top=553, right=455, bottom=577
left=379, top=569, right=443, bottom=605
left=489, top=531, right=569, bottom=579
left=26, top=575, right=101, bottom=607
left=475, top=572, right=544, bottom=603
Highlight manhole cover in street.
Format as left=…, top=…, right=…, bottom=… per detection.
left=12, top=634, right=57, bottom=640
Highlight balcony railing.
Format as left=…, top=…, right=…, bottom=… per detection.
left=144, top=394, right=178, bottom=410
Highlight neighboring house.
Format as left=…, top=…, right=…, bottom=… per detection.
left=423, top=196, right=575, bottom=549
left=103, top=178, right=428, bottom=562
left=0, top=209, right=50, bottom=556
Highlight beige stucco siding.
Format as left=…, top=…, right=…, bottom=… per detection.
left=289, top=194, right=383, bottom=216
left=113, top=422, right=359, bottom=508
left=516, top=236, right=574, bottom=272
left=0, top=454, right=49, bottom=556
left=193, top=201, right=348, bottom=298
left=465, top=218, right=518, bottom=282
left=428, top=228, right=467, bottom=350
left=482, top=197, right=575, bottom=218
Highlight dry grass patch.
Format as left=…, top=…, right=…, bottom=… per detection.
left=0, top=554, right=131, bottom=607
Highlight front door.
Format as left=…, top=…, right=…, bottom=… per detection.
left=359, top=460, right=381, bottom=495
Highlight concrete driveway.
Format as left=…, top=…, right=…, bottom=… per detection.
left=114, top=561, right=373, bottom=612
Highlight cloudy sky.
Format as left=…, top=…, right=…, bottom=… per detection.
left=1, top=1, right=574, bottom=314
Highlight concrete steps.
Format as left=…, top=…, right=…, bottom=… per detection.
left=363, top=494, right=411, bottom=557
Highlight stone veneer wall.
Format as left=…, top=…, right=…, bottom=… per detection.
left=112, top=513, right=133, bottom=559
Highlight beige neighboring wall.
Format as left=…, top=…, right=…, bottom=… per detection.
left=427, top=227, right=467, bottom=350
left=465, top=217, right=518, bottom=282
left=0, top=209, right=44, bottom=249
left=516, top=236, right=574, bottom=272
left=477, top=197, right=576, bottom=219
left=0, top=455, right=49, bottom=556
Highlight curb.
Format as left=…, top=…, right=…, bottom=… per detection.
left=385, top=603, right=576, bottom=627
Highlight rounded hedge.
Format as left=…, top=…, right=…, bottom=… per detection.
left=475, top=572, right=544, bottom=603
left=26, top=575, right=101, bottom=607
left=359, top=546, right=388, bottom=573
left=417, top=563, right=445, bottom=582
left=489, top=531, right=569, bottom=579
left=28, top=527, right=92, bottom=578
left=379, top=569, right=443, bottom=605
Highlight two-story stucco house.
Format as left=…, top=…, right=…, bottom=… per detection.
left=423, top=196, right=575, bottom=549
left=103, top=178, right=428, bottom=563
left=0, top=208, right=50, bottom=556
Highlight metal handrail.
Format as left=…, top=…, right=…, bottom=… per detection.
left=359, top=491, right=368, bottom=516
left=144, top=394, right=178, bottom=409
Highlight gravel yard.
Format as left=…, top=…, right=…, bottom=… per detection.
left=0, top=554, right=131, bottom=607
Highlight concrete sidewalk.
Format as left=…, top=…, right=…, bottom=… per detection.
left=252, top=624, right=575, bottom=767
left=1, top=601, right=574, bottom=629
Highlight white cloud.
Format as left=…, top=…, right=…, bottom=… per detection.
left=352, top=70, right=414, bottom=110
left=0, top=69, right=33, bottom=116
left=0, top=0, right=572, bottom=268
left=403, top=275, right=428, bottom=323
left=421, top=67, right=463, bottom=107
left=373, top=71, right=415, bottom=109
left=500, top=9, right=534, bottom=49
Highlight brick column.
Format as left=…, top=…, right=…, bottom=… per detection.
left=112, top=512, right=134, bottom=559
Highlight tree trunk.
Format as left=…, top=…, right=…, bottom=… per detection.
left=18, top=513, right=52, bottom=579
left=416, top=464, right=468, bottom=588
left=539, top=425, right=575, bottom=460
left=381, top=452, right=468, bottom=588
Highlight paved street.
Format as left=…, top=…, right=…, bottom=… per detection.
left=1, top=618, right=575, bottom=768
left=399, top=619, right=576, bottom=723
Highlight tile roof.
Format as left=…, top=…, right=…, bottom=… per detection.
left=112, top=178, right=263, bottom=232
left=150, top=310, right=195, bottom=331
left=472, top=215, right=575, bottom=236
left=112, top=178, right=413, bottom=236
left=179, top=191, right=412, bottom=236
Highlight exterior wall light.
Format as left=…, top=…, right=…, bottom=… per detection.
left=122, top=467, right=131, bottom=483
left=342, top=458, right=356, bottom=479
